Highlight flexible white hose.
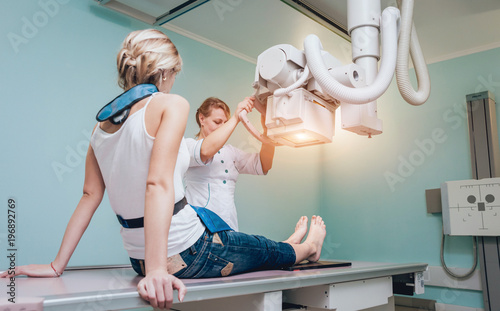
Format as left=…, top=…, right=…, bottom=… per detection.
left=396, top=0, right=431, bottom=106
left=304, top=7, right=400, bottom=105
left=273, top=65, right=310, bottom=97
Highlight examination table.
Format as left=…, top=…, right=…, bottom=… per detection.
left=1, top=261, right=427, bottom=311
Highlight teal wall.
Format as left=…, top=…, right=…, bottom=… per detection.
left=1, top=0, right=498, bottom=309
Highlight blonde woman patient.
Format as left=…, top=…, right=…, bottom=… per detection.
left=0, top=29, right=327, bottom=310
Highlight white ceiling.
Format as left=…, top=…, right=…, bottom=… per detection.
left=159, top=0, right=500, bottom=65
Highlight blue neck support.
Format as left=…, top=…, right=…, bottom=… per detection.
left=96, top=84, right=159, bottom=125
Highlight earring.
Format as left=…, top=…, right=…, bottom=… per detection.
left=163, top=76, right=167, bottom=81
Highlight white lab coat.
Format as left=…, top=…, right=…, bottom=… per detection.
left=184, top=138, right=265, bottom=231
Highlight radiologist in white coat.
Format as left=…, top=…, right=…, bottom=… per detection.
left=184, top=96, right=275, bottom=231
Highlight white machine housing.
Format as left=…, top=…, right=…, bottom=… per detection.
left=441, top=178, right=500, bottom=236
left=241, top=0, right=430, bottom=148
left=253, top=44, right=365, bottom=147
left=265, top=88, right=336, bottom=147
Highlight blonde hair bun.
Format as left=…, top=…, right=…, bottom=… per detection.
left=117, top=29, right=182, bottom=90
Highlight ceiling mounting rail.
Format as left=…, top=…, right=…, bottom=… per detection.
left=155, top=0, right=210, bottom=25
left=95, top=0, right=211, bottom=25
left=281, top=0, right=350, bottom=42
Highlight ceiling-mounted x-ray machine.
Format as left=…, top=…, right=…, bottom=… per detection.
left=240, top=0, right=431, bottom=147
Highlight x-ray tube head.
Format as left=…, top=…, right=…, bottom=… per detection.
left=264, top=89, right=337, bottom=148
left=259, top=49, right=299, bottom=88
left=256, top=44, right=306, bottom=93
left=248, top=43, right=354, bottom=147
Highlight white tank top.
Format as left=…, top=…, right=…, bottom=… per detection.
left=90, top=94, right=205, bottom=259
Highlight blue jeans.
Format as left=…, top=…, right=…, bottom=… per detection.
left=130, top=229, right=296, bottom=278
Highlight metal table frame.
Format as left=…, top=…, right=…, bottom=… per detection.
left=1, top=261, right=427, bottom=311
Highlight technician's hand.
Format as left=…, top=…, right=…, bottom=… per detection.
left=235, top=96, right=255, bottom=121
left=0, top=264, right=60, bottom=278
left=137, top=270, right=187, bottom=310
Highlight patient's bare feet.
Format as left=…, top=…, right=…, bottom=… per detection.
left=284, top=216, right=308, bottom=244
left=304, top=215, right=326, bottom=262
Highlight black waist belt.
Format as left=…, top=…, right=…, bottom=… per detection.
left=117, top=197, right=187, bottom=229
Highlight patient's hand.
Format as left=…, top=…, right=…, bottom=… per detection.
left=137, top=269, right=187, bottom=310
left=0, top=264, right=59, bottom=278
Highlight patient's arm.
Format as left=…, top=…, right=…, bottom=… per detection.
left=136, top=93, right=188, bottom=309
left=0, top=144, right=105, bottom=278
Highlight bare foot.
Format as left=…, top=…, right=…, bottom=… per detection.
left=284, top=216, right=308, bottom=244
left=304, top=215, right=326, bottom=262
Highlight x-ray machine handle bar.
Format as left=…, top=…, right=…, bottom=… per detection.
left=239, top=110, right=279, bottom=146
